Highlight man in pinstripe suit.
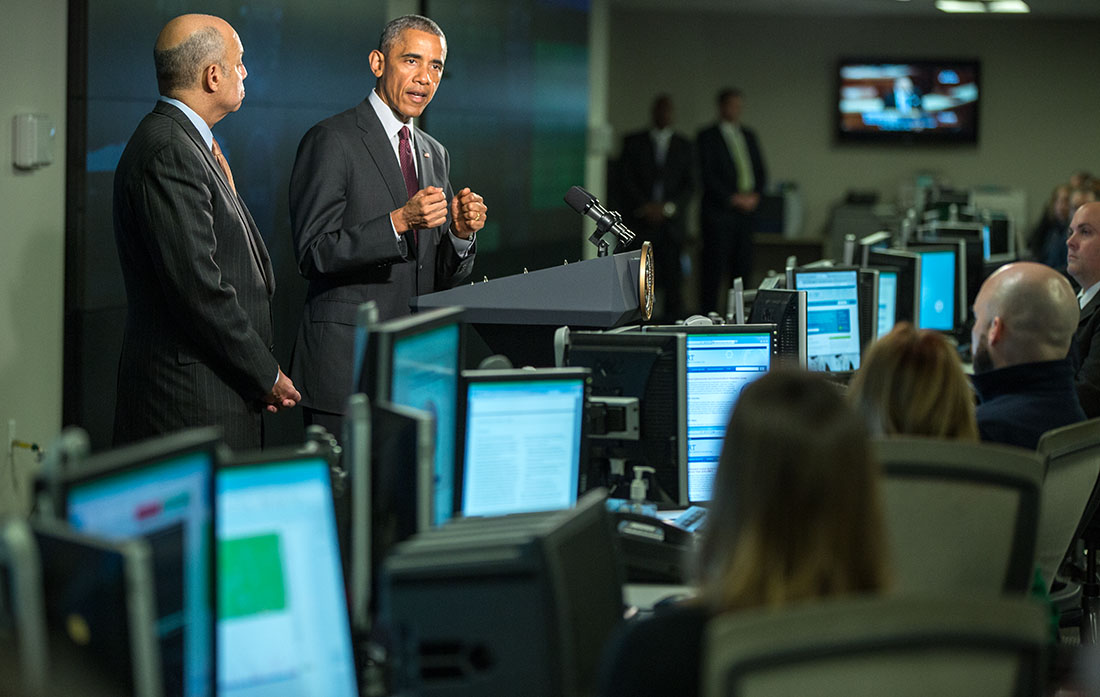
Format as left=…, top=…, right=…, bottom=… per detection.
left=112, top=14, right=300, bottom=450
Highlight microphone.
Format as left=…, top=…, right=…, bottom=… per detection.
left=563, top=186, right=636, bottom=250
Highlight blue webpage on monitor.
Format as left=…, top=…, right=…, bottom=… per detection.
left=684, top=332, right=771, bottom=502
left=461, top=378, right=585, bottom=517
left=797, top=270, right=862, bottom=372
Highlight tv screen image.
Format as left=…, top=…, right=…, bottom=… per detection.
left=837, top=59, right=979, bottom=144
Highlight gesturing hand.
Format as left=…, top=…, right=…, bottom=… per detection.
left=393, top=186, right=448, bottom=232
left=451, top=187, right=486, bottom=239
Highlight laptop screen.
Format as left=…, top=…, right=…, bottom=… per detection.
left=216, top=456, right=357, bottom=697
left=460, top=372, right=587, bottom=518
left=684, top=331, right=772, bottom=503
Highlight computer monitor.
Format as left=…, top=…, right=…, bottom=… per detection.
left=918, top=223, right=983, bottom=320
left=858, top=231, right=892, bottom=267
left=642, top=324, right=777, bottom=504
left=215, top=448, right=357, bottom=697
left=350, top=301, right=379, bottom=392
left=33, top=518, right=163, bottom=697
left=362, top=306, right=463, bottom=527
left=867, top=248, right=921, bottom=326
left=788, top=267, right=863, bottom=372
left=380, top=490, right=623, bottom=697
left=564, top=331, right=688, bottom=504
left=457, top=368, right=590, bottom=518
left=983, top=214, right=1016, bottom=263
left=0, top=518, right=48, bottom=697
left=909, top=244, right=960, bottom=332
left=858, top=268, right=880, bottom=348
left=874, top=267, right=899, bottom=337
left=343, top=396, right=435, bottom=633
left=748, top=289, right=808, bottom=369
left=54, top=428, right=218, bottom=697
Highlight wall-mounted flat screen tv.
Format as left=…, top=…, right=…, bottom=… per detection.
left=836, top=58, right=980, bottom=144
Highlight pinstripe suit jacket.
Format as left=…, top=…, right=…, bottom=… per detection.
left=288, top=99, right=475, bottom=415
left=112, top=100, right=278, bottom=449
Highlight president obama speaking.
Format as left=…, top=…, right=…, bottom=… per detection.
left=288, top=14, right=485, bottom=436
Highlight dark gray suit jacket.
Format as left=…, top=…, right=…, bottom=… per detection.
left=113, top=101, right=278, bottom=450
left=289, top=98, right=475, bottom=415
left=1072, top=292, right=1100, bottom=417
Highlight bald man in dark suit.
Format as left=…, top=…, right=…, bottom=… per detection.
left=113, top=14, right=299, bottom=449
left=288, top=14, right=483, bottom=436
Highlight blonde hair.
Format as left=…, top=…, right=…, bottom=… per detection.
left=849, top=322, right=978, bottom=440
left=696, top=370, right=890, bottom=612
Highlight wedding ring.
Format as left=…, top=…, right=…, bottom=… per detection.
left=473, top=212, right=481, bottom=221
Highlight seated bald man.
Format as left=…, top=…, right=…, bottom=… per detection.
left=971, top=262, right=1084, bottom=449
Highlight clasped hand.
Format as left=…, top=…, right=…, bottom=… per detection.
left=392, top=186, right=487, bottom=239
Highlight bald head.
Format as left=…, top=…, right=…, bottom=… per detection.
left=971, top=262, right=1079, bottom=370
left=154, top=14, right=232, bottom=96
left=152, top=14, right=247, bottom=127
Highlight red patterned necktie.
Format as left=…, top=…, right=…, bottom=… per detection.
left=211, top=137, right=236, bottom=194
left=398, top=126, right=419, bottom=245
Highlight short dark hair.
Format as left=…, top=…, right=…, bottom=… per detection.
left=378, top=14, right=447, bottom=61
left=154, top=25, right=225, bottom=96
left=717, top=87, right=743, bottom=105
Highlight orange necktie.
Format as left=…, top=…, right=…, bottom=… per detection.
left=211, top=137, right=237, bottom=194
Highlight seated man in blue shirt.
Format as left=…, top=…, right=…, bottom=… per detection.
left=971, top=262, right=1084, bottom=449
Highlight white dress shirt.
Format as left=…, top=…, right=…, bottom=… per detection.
left=368, top=90, right=474, bottom=256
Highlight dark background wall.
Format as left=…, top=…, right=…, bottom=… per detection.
left=64, top=0, right=591, bottom=449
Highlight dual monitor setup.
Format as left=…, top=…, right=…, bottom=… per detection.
left=8, top=428, right=358, bottom=697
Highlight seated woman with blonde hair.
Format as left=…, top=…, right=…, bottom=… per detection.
left=597, top=370, right=889, bottom=697
left=848, top=322, right=978, bottom=440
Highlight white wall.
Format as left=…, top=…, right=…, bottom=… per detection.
left=607, top=10, right=1100, bottom=244
left=0, top=0, right=67, bottom=514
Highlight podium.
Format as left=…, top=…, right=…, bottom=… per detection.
left=410, top=246, right=652, bottom=366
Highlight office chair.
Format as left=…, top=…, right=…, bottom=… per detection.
left=702, top=595, right=1048, bottom=697
left=1035, top=418, right=1100, bottom=591
left=874, top=438, right=1043, bottom=594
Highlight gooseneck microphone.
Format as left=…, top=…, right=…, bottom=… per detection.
left=564, top=186, right=636, bottom=254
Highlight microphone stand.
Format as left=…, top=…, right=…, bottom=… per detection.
left=587, top=208, right=633, bottom=257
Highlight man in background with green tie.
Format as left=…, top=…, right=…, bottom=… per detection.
left=696, top=88, right=768, bottom=316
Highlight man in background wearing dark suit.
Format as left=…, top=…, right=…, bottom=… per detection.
left=288, top=15, right=483, bottom=437
left=1067, top=201, right=1100, bottom=417
left=617, top=95, right=693, bottom=322
left=113, top=14, right=300, bottom=450
left=696, top=88, right=767, bottom=315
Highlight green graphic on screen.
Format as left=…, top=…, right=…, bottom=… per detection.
left=218, top=533, right=286, bottom=620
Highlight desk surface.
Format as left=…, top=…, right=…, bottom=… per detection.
left=624, top=583, right=694, bottom=611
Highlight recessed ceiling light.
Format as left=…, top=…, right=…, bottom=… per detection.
left=988, top=0, right=1030, bottom=12
left=935, top=0, right=986, bottom=12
